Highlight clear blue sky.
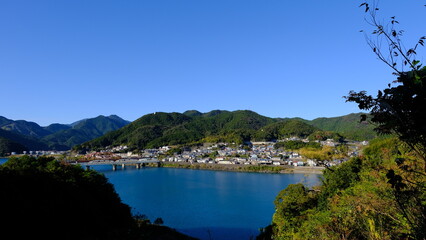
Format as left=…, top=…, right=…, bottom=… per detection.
left=1, top=0, right=425, bottom=126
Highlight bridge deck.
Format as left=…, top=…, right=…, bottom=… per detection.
left=76, top=158, right=159, bottom=166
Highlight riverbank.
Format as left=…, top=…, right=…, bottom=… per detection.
left=161, top=162, right=324, bottom=174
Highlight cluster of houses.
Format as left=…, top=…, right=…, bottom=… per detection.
left=10, top=150, right=67, bottom=156
left=83, top=138, right=367, bottom=167
left=160, top=143, right=319, bottom=166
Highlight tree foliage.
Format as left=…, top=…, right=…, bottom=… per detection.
left=0, top=155, right=134, bottom=239
left=346, top=67, right=426, bottom=166
left=0, top=156, right=197, bottom=240
left=265, top=138, right=425, bottom=240
left=274, top=140, right=321, bottom=150
left=263, top=3, right=426, bottom=239
left=308, top=113, right=376, bottom=141
left=345, top=2, right=426, bottom=170
left=272, top=183, right=318, bottom=239
left=255, top=120, right=319, bottom=141
left=307, top=130, right=343, bottom=142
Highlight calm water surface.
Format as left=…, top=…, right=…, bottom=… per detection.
left=94, top=165, right=320, bottom=240
left=0, top=158, right=320, bottom=240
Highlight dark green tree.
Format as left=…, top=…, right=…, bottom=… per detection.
left=0, top=156, right=134, bottom=239
left=154, top=217, right=164, bottom=225
left=345, top=2, right=426, bottom=170
left=318, top=157, right=362, bottom=208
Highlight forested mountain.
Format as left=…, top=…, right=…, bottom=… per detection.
left=0, top=116, right=52, bottom=138
left=0, top=136, right=27, bottom=156
left=0, top=115, right=130, bottom=154
left=44, top=123, right=71, bottom=133
left=256, top=120, right=319, bottom=141
left=77, top=110, right=368, bottom=151
left=0, top=111, right=376, bottom=155
left=0, top=129, right=49, bottom=155
left=42, top=115, right=131, bottom=149
left=306, top=113, right=376, bottom=141
left=182, top=110, right=203, bottom=117
left=77, top=111, right=272, bottom=150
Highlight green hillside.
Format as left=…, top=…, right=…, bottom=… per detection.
left=76, top=110, right=325, bottom=151
left=0, top=129, right=49, bottom=155
left=77, top=112, right=198, bottom=150
left=255, top=120, right=320, bottom=141
left=0, top=137, right=28, bottom=156
left=306, top=113, right=376, bottom=140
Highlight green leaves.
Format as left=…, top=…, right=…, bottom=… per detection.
left=272, top=183, right=318, bottom=238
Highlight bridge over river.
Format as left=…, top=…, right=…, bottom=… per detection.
left=76, top=158, right=160, bottom=171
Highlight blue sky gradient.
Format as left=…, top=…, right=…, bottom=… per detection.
left=1, top=0, right=425, bottom=126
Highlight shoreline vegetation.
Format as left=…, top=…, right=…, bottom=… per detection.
left=0, top=155, right=198, bottom=240
left=160, top=162, right=325, bottom=174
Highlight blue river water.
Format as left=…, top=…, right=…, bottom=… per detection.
left=96, top=165, right=320, bottom=240
left=0, top=158, right=320, bottom=240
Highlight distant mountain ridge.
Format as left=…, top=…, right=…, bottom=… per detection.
left=0, top=111, right=376, bottom=156
left=77, top=110, right=376, bottom=151
left=0, top=116, right=52, bottom=138
left=0, top=115, right=130, bottom=154
left=43, top=115, right=131, bottom=149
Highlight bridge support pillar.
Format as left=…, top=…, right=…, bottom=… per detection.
left=112, top=165, right=117, bottom=171
left=136, top=163, right=141, bottom=169
left=122, top=163, right=126, bottom=169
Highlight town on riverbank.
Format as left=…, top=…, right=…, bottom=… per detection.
left=70, top=138, right=368, bottom=174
